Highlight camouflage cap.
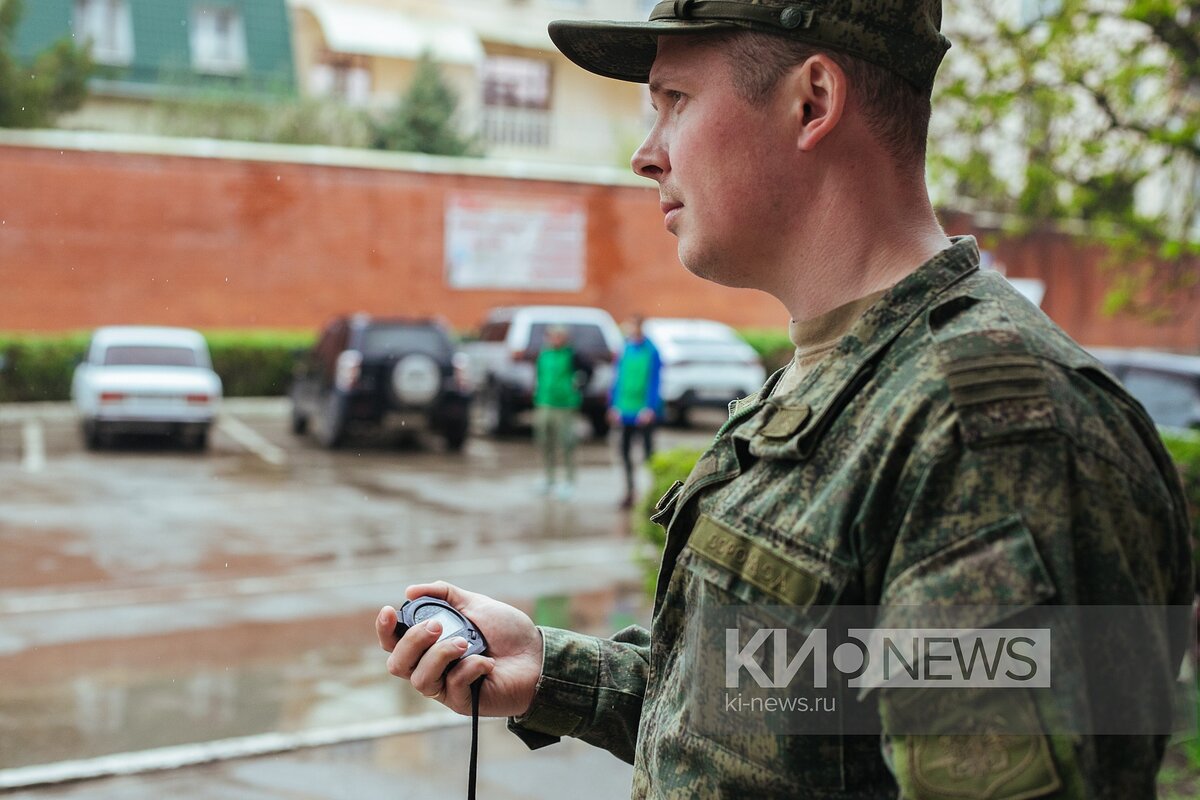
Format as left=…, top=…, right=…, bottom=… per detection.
left=548, top=0, right=950, bottom=90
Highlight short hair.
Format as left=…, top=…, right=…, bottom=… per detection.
left=714, top=31, right=932, bottom=171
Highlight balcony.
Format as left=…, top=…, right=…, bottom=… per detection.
left=480, top=106, right=552, bottom=149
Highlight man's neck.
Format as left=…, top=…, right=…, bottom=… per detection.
left=772, top=164, right=951, bottom=322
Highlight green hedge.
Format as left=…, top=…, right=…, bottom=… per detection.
left=1161, top=430, right=1200, bottom=590
left=632, top=447, right=706, bottom=595
left=737, top=327, right=793, bottom=374
left=0, top=333, right=91, bottom=402
left=0, top=330, right=315, bottom=402
left=204, top=330, right=315, bottom=398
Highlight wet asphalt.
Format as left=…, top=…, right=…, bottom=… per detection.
left=0, top=400, right=723, bottom=799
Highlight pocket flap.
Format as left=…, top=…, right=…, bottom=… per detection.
left=880, top=515, right=1057, bottom=631
left=684, top=514, right=848, bottom=609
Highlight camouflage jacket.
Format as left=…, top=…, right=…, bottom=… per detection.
left=508, top=238, right=1194, bottom=799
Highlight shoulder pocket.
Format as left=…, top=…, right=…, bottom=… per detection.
left=881, top=515, right=1057, bottom=631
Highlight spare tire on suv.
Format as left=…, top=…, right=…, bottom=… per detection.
left=289, top=315, right=473, bottom=451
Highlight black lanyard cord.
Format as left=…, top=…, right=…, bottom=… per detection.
left=468, top=677, right=483, bottom=800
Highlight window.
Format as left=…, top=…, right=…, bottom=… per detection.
left=528, top=324, right=611, bottom=360
left=189, top=5, right=248, bottom=75
left=309, top=54, right=372, bottom=106
left=480, top=322, right=511, bottom=343
left=483, top=56, right=551, bottom=110
left=73, top=0, right=134, bottom=66
left=1121, top=368, right=1200, bottom=429
left=480, top=55, right=552, bottom=147
left=360, top=326, right=451, bottom=359
left=103, top=346, right=199, bottom=368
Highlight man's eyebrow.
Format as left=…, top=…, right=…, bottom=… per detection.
left=647, top=73, right=680, bottom=96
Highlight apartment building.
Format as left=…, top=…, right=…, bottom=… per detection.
left=11, top=0, right=657, bottom=167
left=12, top=0, right=297, bottom=130
left=288, top=0, right=657, bottom=166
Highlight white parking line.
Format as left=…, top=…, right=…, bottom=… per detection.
left=215, top=413, right=287, bottom=466
left=21, top=420, right=45, bottom=473
left=0, top=710, right=473, bottom=790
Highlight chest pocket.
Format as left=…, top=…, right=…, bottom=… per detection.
left=672, top=514, right=858, bottom=791
left=683, top=514, right=842, bottom=611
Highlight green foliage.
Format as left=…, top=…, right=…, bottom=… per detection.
left=632, top=447, right=705, bottom=595
left=1160, top=429, right=1200, bottom=589
left=0, top=0, right=92, bottom=128
left=372, top=52, right=476, bottom=156
left=0, top=330, right=315, bottom=402
left=0, top=332, right=90, bottom=402
left=204, top=330, right=315, bottom=398
left=153, top=93, right=374, bottom=148
left=737, top=327, right=793, bottom=373
left=932, top=0, right=1199, bottom=315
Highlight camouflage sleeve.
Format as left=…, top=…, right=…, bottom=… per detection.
left=506, top=624, right=650, bottom=764
left=874, top=418, right=1191, bottom=799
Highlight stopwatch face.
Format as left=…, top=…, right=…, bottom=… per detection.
left=396, top=597, right=488, bottom=659
left=413, top=605, right=468, bottom=643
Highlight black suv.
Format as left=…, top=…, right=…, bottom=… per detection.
left=290, top=315, right=472, bottom=450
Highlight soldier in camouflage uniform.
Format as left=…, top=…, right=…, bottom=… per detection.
left=377, top=1, right=1194, bottom=797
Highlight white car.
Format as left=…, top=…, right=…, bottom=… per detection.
left=1088, top=347, right=1200, bottom=431
left=643, top=318, right=767, bottom=425
left=71, top=326, right=222, bottom=449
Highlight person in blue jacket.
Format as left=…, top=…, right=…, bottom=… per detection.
left=607, top=315, right=662, bottom=509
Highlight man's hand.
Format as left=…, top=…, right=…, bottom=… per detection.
left=636, top=408, right=656, bottom=426
left=376, top=581, right=543, bottom=718
left=607, top=407, right=621, bottom=426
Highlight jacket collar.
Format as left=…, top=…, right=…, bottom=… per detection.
left=731, top=236, right=981, bottom=455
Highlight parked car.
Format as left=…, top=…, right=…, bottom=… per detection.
left=463, top=306, right=623, bottom=437
left=289, top=315, right=472, bottom=451
left=71, top=326, right=222, bottom=450
left=643, top=318, right=767, bottom=426
left=1088, top=348, right=1200, bottom=431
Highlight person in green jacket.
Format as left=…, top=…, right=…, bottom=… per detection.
left=533, top=325, right=592, bottom=500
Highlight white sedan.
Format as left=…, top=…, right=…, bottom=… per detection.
left=71, top=326, right=222, bottom=449
left=643, top=318, right=767, bottom=426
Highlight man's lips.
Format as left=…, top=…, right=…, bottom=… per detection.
left=660, top=201, right=682, bottom=228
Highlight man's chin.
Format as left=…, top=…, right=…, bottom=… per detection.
left=679, top=251, right=750, bottom=290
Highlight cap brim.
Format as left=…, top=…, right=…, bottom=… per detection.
left=548, top=19, right=736, bottom=83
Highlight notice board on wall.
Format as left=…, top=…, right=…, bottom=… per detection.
left=444, top=192, right=587, bottom=291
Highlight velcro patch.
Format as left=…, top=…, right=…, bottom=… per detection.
left=758, top=403, right=812, bottom=439
left=938, top=331, right=1056, bottom=446
left=910, top=729, right=1061, bottom=799
left=688, top=515, right=822, bottom=607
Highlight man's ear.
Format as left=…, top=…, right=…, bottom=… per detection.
left=784, top=54, right=846, bottom=152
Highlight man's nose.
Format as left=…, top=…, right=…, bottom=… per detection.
left=631, top=126, right=668, bottom=181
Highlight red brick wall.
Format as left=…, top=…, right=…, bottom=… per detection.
left=1, top=141, right=1196, bottom=351
left=968, top=223, right=1200, bottom=351
left=0, top=142, right=781, bottom=334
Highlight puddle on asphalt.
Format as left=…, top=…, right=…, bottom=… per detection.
left=0, top=529, right=112, bottom=589
left=0, top=582, right=650, bottom=771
